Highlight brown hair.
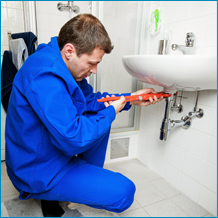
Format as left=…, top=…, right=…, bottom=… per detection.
left=57, top=13, right=114, bottom=56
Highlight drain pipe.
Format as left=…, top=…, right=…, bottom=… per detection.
left=160, top=93, right=192, bottom=141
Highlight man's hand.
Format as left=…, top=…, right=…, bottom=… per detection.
left=103, top=95, right=126, bottom=114
left=130, top=88, right=163, bottom=106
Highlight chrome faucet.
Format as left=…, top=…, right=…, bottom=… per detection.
left=172, top=32, right=196, bottom=55
left=57, top=1, right=80, bottom=13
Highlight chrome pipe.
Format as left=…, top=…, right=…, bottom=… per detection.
left=188, top=91, right=204, bottom=119
left=160, top=95, right=174, bottom=141
left=160, top=93, right=192, bottom=141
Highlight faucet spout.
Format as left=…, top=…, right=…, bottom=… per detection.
left=171, top=32, right=196, bottom=55
left=172, top=44, right=196, bottom=55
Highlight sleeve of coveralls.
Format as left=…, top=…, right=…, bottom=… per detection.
left=79, top=79, right=132, bottom=112
left=25, top=73, right=116, bottom=157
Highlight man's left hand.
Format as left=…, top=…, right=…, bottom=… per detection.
left=130, top=88, right=163, bottom=106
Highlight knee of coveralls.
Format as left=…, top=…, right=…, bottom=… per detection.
left=105, top=173, right=136, bottom=213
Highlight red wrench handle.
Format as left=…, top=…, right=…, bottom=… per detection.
left=97, top=92, right=171, bottom=103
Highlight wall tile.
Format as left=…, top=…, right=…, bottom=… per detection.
left=130, top=134, right=139, bottom=145
left=198, top=90, right=217, bottom=108
left=168, top=1, right=189, bottom=23
left=212, top=112, right=217, bottom=137
left=159, top=1, right=171, bottom=25
left=144, top=132, right=154, bottom=152
left=8, top=9, right=24, bottom=29
left=74, top=1, right=91, bottom=15
left=36, top=1, right=46, bottom=13
left=186, top=129, right=211, bottom=160
left=187, top=1, right=210, bottom=19
left=166, top=142, right=185, bottom=170
left=209, top=1, right=217, bottom=14
left=9, top=28, right=25, bottom=35
left=152, top=136, right=168, bottom=160
left=183, top=90, right=197, bottom=103
left=150, top=154, right=165, bottom=177
left=1, top=46, right=8, bottom=56
left=137, top=146, right=152, bottom=167
left=1, top=27, right=8, bottom=46
left=179, top=173, right=201, bottom=202
left=164, top=163, right=181, bottom=189
left=168, top=127, right=189, bottom=150
left=182, top=152, right=205, bottom=182
left=202, top=162, right=217, bottom=193
left=157, top=97, right=166, bottom=117
left=192, top=104, right=217, bottom=135
left=1, top=7, right=8, bottom=27
left=203, top=46, right=217, bottom=55
left=60, top=15, right=70, bottom=26
left=204, top=14, right=217, bottom=47
left=198, top=186, right=217, bottom=216
left=1, top=1, right=6, bottom=7
left=185, top=16, right=208, bottom=47
left=141, top=111, right=158, bottom=135
left=206, top=137, right=217, bottom=166
left=50, top=14, right=61, bottom=33
left=167, top=21, right=186, bottom=48
left=7, top=1, right=22, bottom=9
left=144, top=101, right=158, bottom=114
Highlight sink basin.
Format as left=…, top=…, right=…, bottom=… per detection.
left=122, top=55, right=217, bottom=93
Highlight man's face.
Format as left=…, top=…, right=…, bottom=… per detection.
left=67, top=46, right=105, bottom=82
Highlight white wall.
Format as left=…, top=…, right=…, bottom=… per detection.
left=137, top=1, right=217, bottom=216
left=36, top=1, right=91, bottom=44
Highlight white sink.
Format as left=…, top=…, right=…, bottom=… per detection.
left=122, top=55, right=217, bottom=93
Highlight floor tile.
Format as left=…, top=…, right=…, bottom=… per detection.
left=1, top=161, right=8, bottom=180
left=121, top=166, right=161, bottom=186
left=135, top=183, right=167, bottom=207
left=119, top=208, right=150, bottom=217
left=104, top=161, right=129, bottom=173
left=151, top=178, right=181, bottom=198
left=144, top=199, right=189, bottom=217
left=171, top=194, right=208, bottom=217
left=203, top=214, right=215, bottom=217
left=1, top=179, right=19, bottom=197
left=125, top=158, right=146, bottom=168
left=1, top=194, right=19, bottom=203
left=120, top=200, right=141, bottom=213
left=1, top=202, right=9, bottom=217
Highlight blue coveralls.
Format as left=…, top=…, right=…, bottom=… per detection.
left=5, top=37, right=136, bottom=213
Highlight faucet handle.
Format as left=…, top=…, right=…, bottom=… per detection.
left=185, top=32, right=195, bottom=47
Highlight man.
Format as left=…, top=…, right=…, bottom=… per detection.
left=5, top=14, right=162, bottom=217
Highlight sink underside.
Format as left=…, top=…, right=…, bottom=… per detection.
left=122, top=55, right=217, bottom=93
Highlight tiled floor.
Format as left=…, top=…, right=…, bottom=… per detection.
left=1, top=159, right=214, bottom=217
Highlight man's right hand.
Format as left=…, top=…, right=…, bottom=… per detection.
left=102, top=95, right=126, bottom=114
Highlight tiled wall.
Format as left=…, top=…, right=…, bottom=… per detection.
left=36, top=1, right=91, bottom=44
left=137, top=1, right=217, bottom=216
left=1, top=1, right=25, bottom=59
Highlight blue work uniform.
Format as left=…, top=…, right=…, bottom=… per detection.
left=5, top=37, right=136, bottom=213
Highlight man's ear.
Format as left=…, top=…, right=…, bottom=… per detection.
left=63, top=43, right=76, bottom=60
